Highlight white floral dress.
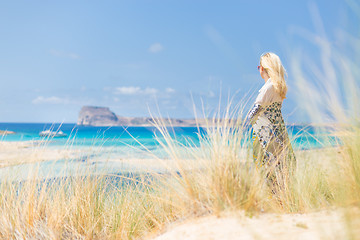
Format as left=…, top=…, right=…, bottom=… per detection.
left=247, top=79, right=296, bottom=185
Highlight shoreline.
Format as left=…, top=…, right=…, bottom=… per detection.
left=0, top=141, right=343, bottom=178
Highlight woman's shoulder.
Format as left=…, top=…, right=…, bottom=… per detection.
left=259, top=79, right=275, bottom=93
left=256, top=79, right=282, bottom=104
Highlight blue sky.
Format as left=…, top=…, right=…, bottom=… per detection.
left=0, top=0, right=357, bottom=123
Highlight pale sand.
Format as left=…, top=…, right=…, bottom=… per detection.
left=0, top=141, right=85, bottom=168
left=0, top=141, right=343, bottom=172
left=151, top=210, right=353, bottom=240
left=0, top=141, right=189, bottom=172
left=0, top=142, right=356, bottom=239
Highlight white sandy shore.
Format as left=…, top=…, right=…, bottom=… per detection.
left=0, top=141, right=343, bottom=172
left=0, top=141, right=196, bottom=176
left=0, top=141, right=84, bottom=167
left=151, top=210, right=353, bottom=240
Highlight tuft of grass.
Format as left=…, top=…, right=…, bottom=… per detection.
left=1, top=8, right=360, bottom=236
left=150, top=99, right=269, bottom=217
left=289, top=2, right=360, bottom=237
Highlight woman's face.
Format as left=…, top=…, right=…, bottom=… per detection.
left=259, top=66, right=265, bottom=79
left=258, top=64, right=268, bottom=80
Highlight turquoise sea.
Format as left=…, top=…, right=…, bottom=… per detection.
left=0, top=123, right=337, bottom=150
left=0, top=123, right=338, bottom=180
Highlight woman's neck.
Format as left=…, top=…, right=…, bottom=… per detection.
left=264, top=75, right=270, bottom=83
left=261, top=70, right=270, bottom=82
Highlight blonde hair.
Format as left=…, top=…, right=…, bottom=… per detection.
left=260, top=52, right=288, bottom=99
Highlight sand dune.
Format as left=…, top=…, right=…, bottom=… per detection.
left=151, top=210, right=349, bottom=240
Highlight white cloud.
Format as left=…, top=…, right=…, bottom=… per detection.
left=49, top=49, right=80, bottom=59
left=165, top=88, right=176, bottom=93
left=143, top=87, right=158, bottom=95
left=32, top=96, right=70, bottom=104
left=148, top=43, right=164, bottom=53
left=115, top=86, right=141, bottom=95
left=113, top=86, right=160, bottom=96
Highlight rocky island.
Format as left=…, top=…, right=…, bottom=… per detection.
left=77, top=106, right=205, bottom=127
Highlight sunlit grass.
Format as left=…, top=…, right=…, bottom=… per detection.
left=0, top=94, right=359, bottom=239
left=0, top=5, right=360, bottom=239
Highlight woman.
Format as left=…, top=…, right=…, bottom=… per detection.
left=247, top=52, right=296, bottom=190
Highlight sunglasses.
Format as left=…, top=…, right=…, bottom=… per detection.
left=257, top=66, right=261, bottom=71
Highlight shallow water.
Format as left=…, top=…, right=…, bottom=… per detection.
left=0, top=123, right=337, bottom=150
left=0, top=123, right=339, bottom=180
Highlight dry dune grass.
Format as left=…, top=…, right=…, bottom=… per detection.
left=0, top=4, right=359, bottom=240
left=0, top=105, right=358, bottom=239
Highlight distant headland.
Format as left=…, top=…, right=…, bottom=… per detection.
left=77, top=106, right=206, bottom=127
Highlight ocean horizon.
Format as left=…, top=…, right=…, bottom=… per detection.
left=0, top=122, right=338, bottom=150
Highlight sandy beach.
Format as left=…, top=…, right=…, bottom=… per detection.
left=0, top=140, right=344, bottom=182
left=0, top=141, right=84, bottom=167
left=0, top=141, right=357, bottom=240
left=151, top=210, right=353, bottom=240
left=0, top=141, right=199, bottom=176
left=0, top=140, right=342, bottom=170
